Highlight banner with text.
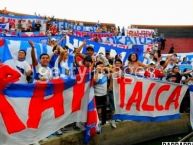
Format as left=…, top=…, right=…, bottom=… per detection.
left=127, top=28, right=155, bottom=38
left=0, top=74, right=92, bottom=145
left=73, top=30, right=114, bottom=39
left=101, top=36, right=155, bottom=46
left=113, top=74, right=188, bottom=121
left=66, top=35, right=144, bottom=63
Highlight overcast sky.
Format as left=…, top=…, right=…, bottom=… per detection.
left=0, top=0, right=193, bottom=27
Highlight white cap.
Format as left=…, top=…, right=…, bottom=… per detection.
left=149, top=61, right=156, bottom=65
left=51, top=38, right=57, bottom=41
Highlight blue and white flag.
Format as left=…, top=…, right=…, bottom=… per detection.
left=0, top=23, right=9, bottom=30
left=66, top=35, right=144, bottom=63
left=101, top=36, right=155, bottom=45
left=1, top=39, right=53, bottom=64
left=0, top=35, right=64, bottom=44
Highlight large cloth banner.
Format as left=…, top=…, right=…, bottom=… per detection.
left=0, top=34, right=63, bottom=44
left=0, top=31, right=46, bottom=37
left=189, top=85, right=193, bottom=129
left=73, top=30, right=114, bottom=39
left=0, top=23, right=9, bottom=31
left=18, top=32, right=46, bottom=37
left=162, top=52, right=193, bottom=62
left=1, top=39, right=53, bottom=63
left=66, top=35, right=144, bottom=63
left=113, top=74, right=188, bottom=121
left=0, top=14, right=44, bottom=20
left=127, top=28, right=155, bottom=38
left=64, top=22, right=98, bottom=32
left=101, top=36, right=155, bottom=46
left=162, top=52, right=193, bottom=71
left=0, top=75, right=93, bottom=145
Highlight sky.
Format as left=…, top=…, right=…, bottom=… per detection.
left=0, top=0, right=193, bottom=27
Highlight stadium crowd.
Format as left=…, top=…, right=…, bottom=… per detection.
left=1, top=9, right=193, bottom=144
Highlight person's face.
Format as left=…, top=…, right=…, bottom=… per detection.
left=173, top=67, right=179, bottom=73
left=84, top=61, right=91, bottom=67
left=97, top=64, right=104, bottom=72
left=18, top=51, right=26, bottom=60
left=131, top=54, right=137, bottom=62
left=149, top=64, right=155, bottom=71
left=114, top=61, right=122, bottom=68
left=170, top=60, right=174, bottom=64
left=40, top=55, right=50, bottom=67
left=51, top=40, right=57, bottom=46
left=87, top=49, right=94, bottom=56
left=106, top=53, right=110, bottom=59
left=63, top=49, right=68, bottom=58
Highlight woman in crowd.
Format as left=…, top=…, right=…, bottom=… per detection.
left=166, top=65, right=182, bottom=83
left=126, top=53, right=147, bottom=76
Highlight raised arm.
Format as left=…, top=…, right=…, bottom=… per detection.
left=29, top=40, right=38, bottom=67
left=163, top=55, right=172, bottom=69
left=76, top=40, right=86, bottom=54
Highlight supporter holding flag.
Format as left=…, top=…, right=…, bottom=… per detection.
left=108, top=59, right=124, bottom=128
left=48, top=35, right=67, bottom=68
left=5, top=49, right=32, bottom=83
left=49, top=45, right=63, bottom=68
left=29, top=41, right=53, bottom=82
left=93, top=61, right=108, bottom=129
left=55, top=46, right=74, bottom=79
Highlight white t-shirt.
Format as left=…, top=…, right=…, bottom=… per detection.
left=165, top=63, right=175, bottom=72
left=94, top=73, right=108, bottom=96
left=59, top=60, right=70, bottom=79
left=5, top=59, right=31, bottom=83
left=34, top=64, right=52, bottom=82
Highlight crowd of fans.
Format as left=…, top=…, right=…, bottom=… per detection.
left=0, top=8, right=124, bottom=36
left=1, top=9, right=193, bottom=144
left=2, top=35, right=193, bottom=129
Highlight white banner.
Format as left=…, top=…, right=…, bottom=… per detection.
left=127, top=28, right=155, bottom=38
left=113, top=74, right=188, bottom=121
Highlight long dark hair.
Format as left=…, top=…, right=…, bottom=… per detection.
left=128, top=53, right=138, bottom=62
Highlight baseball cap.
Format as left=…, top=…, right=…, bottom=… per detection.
left=51, top=38, right=57, bottom=41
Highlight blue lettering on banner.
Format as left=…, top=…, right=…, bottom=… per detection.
left=125, top=37, right=134, bottom=45
left=139, top=37, right=146, bottom=44
left=102, top=36, right=156, bottom=45
left=66, top=35, right=144, bottom=63
left=115, top=37, right=123, bottom=44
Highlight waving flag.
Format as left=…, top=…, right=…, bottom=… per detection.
left=1, top=39, right=53, bottom=63
left=0, top=23, right=9, bottom=31
left=0, top=69, right=95, bottom=145
left=66, top=35, right=144, bottom=63
left=84, top=83, right=99, bottom=144
left=190, top=85, right=193, bottom=129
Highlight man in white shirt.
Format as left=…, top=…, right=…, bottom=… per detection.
left=5, top=50, right=32, bottom=83
left=94, top=61, right=108, bottom=126
left=29, top=41, right=52, bottom=82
